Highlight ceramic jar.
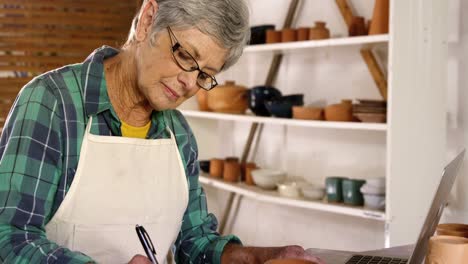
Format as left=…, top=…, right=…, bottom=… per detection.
left=425, top=236, right=468, bottom=264
left=281, top=28, right=297, bottom=42
left=224, top=157, right=241, bottom=182
left=207, top=81, right=248, bottom=114
left=349, top=16, right=367, bottom=36
left=266, top=29, right=282, bottom=43
left=324, top=99, right=353, bottom=122
left=309, top=21, right=330, bottom=40
left=297, top=27, right=310, bottom=41
left=209, top=158, right=224, bottom=178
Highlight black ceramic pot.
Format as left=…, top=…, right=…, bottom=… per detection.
left=264, top=94, right=304, bottom=118
left=247, top=86, right=282, bottom=116
left=249, top=25, right=276, bottom=45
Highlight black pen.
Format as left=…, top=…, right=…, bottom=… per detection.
left=135, top=224, right=159, bottom=264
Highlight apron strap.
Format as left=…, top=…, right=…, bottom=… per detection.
left=86, top=116, right=94, bottom=134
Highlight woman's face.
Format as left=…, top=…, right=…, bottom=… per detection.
left=134, top=27, right=228, bottom=111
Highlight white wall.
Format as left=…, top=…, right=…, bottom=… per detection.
left=182, top=0, right=467, bottom=251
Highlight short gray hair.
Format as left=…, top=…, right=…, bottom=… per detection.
left=126, top=0, right=250, bottom=70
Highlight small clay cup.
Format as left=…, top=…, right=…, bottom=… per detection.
left=297, top=27, right=310, bottom=41
left=244, top=162, right=257, bottom=186
left=281, top=28, right=297, bottom=42
left=210, top=158, right=224, bottom=178
left=266, top=30, right=282, bottom=43
left=223, top=157, right=241, bottom=182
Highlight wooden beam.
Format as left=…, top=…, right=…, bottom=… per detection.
left=360, top=49, right=388, bottom=100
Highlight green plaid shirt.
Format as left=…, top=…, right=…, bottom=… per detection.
left=0, top=46, right=240, bottom=264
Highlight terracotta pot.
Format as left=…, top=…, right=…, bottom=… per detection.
left=309, top=21, right=330, bottom=40
left=209, top=158, right=224, bottom=178
left=297, top=27, right=309, bottom=41
left=207, top=81, right=248, bottom=114
left=244, top=162, right=257, bottom=185
left=324, top=100, right=353, bottom=122
left=436, top=223, right=468, bottom=238
left=281, top=28, right=297, bottom=42
left=266, top=29, right=282, bottom=43
left=369, top=0, right=389, bottom=35
left=292, top=106, right=324, bottom=120
left=196, top=89, right=210, bottom=111
left=349, top=16, right=367, bottom=36
left=223, top=157, right=240, bottom=182
left=426, top=236, right=468, bottom=264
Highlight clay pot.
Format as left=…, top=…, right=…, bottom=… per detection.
left=244, top=162, right=257, bottom=185
left=309, top=21, right=330, bottom=40
left=297, top=27, right=310, bottom=41
left=369, top=0, right=389, bottom=35
left=265, top=259, right=317, bottom=264
left=349, top=16, right=367, bottom=36
left=266, top=30, right=282, bottom=43
left=292, top=106, right=324, bottom=120
left=426, top=236, right=468, bottom=264
left=324, top=100, right=353, bottom=122
left=281, top=28, right=297, bottom=42
left=209, top=158, right=224, bottom=178
left=436, top=223, right=468, bottom=238
left=196, top=89, right=210, bottom=111
left=223, top=157, right=240, bottom=182
left=207, top=81, right=248, bottom=114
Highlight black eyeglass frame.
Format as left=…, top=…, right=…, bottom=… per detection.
left=167, top=26, right=218, bottom=91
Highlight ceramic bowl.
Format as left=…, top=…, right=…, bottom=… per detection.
left=324, top=100, right=353, bottom=121
left=199, top=160, right=210, bottom=174
left=354, top=113, right=387, bottom=123
left=277, top=182, right=301, bottom=198
left=360, top=183, right=385, bottom=195
left=300, top=184, right=325, bottom=200
left=436, top=223, right=468, bottom=238
left=207, top=81, right=248, bottom=114
left=363, top=193, right=385, bottom=210
left=250, top=25, right=275, bottom=45
left=292, top=106, right=324, bottom=120
left=251, top=169, right=286, bottom=189
left=248, top=86, right=282, bottom=116
left=265, top=94, right=304, bottom=118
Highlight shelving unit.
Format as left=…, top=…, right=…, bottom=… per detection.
left=181, top=110, right=387, bottom=131
left=243, top=34, right=389, bottom=53
left=200, top=174, right=386, bottom=221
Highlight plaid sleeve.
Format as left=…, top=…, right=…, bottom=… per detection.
left=169, top=110, right=242, bottom=264
left=0, top=78, right=94, bottom=264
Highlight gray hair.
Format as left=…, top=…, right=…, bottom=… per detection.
left=126, top=0, right=251, bottom=71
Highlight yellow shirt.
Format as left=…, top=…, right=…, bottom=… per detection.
left=120, top=120, right=151, bottom=139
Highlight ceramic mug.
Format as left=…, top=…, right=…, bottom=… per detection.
left=425, top=235, right=468, bottom=264
left=326, top=177, right=347, bottom=202
left=209, top=158, right=224, bottom=178
left=342, top=179, right=366, bottom=206
left=223, top=157, right=240, bottom=182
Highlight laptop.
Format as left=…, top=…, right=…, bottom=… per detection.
left=343, top=149, right=466, bottom=264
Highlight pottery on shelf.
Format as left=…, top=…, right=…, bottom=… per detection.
left=324, top=100, right=353, bottom=122
left=309, top=21, right=330, bottom=40
left=196, top=89, right=210, bottom=111
left=247, top=86, right=282, bottom=117
left=297, top=27, right=310, bottom=41
left=369, top=0, right=389, bottom=35
left=250, top=25, right=275, bottom=45
left=349, top=16, right=367, bottom=36
left=265, top=94, right=304, bottom=118
left=207, top=81, right=248, bottom=114
left=292, top=106, right=324, bottom=120
left=223, top=157, right=241, bottom=182
left=209, top=158, right=224, bottom=178
left=243, top=162, right=257, bottom=186
left=266, top=29, right=282, bottom=43
left=281, top=28, right=297, bottom=42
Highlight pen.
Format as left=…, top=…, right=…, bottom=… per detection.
left=135, top=224, right=159, bottom=264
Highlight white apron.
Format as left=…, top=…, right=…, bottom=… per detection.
left=46, top=117, right=189, bottom=263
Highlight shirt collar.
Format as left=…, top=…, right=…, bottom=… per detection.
left=80, top=45, right=119, bottom=117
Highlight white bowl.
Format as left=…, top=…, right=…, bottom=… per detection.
left=361, top=184, right=386, bottom=195
left=277, top=182, right=301, bottom=198
left=251, top=169, right=286, bottom=189
left=365, top=177, right=386, bottom=188
left=300, top=184, right=325, bottom=200
left=364, top=193, right=386, bottom=210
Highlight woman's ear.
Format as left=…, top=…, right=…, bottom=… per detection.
left=135, top=0, right=159, bottom=42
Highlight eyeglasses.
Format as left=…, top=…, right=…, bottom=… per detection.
left=167, top=26, right=218, bottom=91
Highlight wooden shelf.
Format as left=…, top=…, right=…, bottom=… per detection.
left=199, top=175, right=386, bottom=221
left=181, top=110, right=387, bottom=132
left=244, top=34, right=389, bottom=54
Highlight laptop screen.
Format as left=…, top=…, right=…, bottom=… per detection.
left=408, top=150, right=465, bottom=264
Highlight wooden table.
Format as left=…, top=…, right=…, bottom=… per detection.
left=306, top=245, right=414, bottom=264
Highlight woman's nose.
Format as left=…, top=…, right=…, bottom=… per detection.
left=177, top=70, right=199, bottom=91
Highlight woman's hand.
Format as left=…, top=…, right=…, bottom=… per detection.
left=221, top=244, right=325, bottom=264
left=128, top=254, right=152, bottom=264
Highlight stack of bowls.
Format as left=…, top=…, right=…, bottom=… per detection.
left=360, top=177, right=386, bottom=210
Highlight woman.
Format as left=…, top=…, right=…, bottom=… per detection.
left=0, top=0, right=323, bottom=263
